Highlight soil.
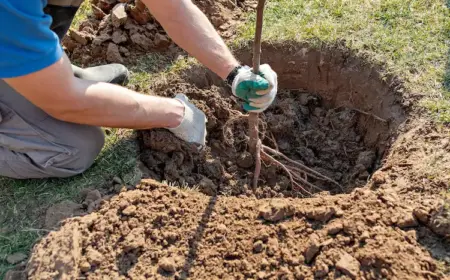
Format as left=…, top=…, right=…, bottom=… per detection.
left=28, top=175, right=449, bottom=279
left=64, top=0, right=255, bottom=65
left=139, top=86, right=379, bottom=198
left=25, top=22, right=450, bottom=279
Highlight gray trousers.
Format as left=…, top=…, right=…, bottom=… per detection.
left=0, top=80, right=105, bottom=179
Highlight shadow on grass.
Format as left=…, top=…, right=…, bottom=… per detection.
left=0, top=129, right=138, bottom=278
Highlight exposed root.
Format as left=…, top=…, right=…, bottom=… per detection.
left=253, top=139, right=262, bottom=189
left=263, top=146, right=344, bottom=191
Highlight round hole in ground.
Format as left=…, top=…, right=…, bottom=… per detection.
left=138, top=42, right=407, bottom=198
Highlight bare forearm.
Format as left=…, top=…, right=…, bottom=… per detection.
left=60, top=79, right=183, bottom=129
left=144, top=0, right=239, bottom=79
left=4, top=55, right=184, bottom=129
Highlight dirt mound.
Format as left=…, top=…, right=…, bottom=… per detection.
left=65, top=0, right=254, bottom=64
left=27, top=179, right=447, bottom=279
left=139, top=84, right=378, bottom=198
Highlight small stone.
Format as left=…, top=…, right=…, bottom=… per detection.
left=258, top=201, right=295, bottom=222
left=106, top=43, right=123, bottom=63
left=360, top=231, right=370, bottom=241
left=305, top=207, right=336, bottom=222
left=253, top=240, right=264, bottom=253
left=217, top=224, right=227, bottom=232
left=237, top=152, right=254, bottom=168
left=113, top=176, right=123, bottom=184
left=86, top=248, right=103, bottom=266
left=154, top=33, right=171, bottom=49
left=159, top=257, right=176, bottom=273
left=413, top=207, right=429, bottom=223
left=304, top=234, right=321, bottom=263
left=326, top=220, right=343, bottom=235
left=122, top=205, right=137, bottom=215
left=80, top=261, right=91, bottom=272
left=6, top=253, right=27, bottom=264
left=336, top=251, right=360, bottom=279
left=69, top=29, right=89, bottom=45
left=111, top=3, right=128, bottom=28
left=397, top=213, right=419, bottom=228
left=84, top=190, right=101, bottom=204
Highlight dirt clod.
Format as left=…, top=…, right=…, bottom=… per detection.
left=397, top=213, right=419, bottom=228
left=237, top=151, right=254, bottom=168
left=6, top=253, right=27, bottom=265
left=258, top=201, right=295, bottom=222
left=304, top=234, right=321, bottom=263
left=111, top=3, right=127, bottom=28
left=44, top=200, right=84, bottom=229
left=158, top=257, right=177, bottom=273
left=106, top=43, right=123, bottom=63
left=336, top=251, right=360, bottom=279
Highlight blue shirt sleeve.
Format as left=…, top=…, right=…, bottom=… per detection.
left=0, top=0, right=63, bottom=78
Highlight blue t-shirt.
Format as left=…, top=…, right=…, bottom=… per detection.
left=0, top=0, right=62, bottom=78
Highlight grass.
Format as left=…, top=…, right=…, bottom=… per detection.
left=236, top=0, right=450, bottom=123
left=1, top=0, right=449, bottom=278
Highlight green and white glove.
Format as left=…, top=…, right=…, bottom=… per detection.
left=231, top=64, right=278, bottom=113
left=168, top=94, right=207, bottom=146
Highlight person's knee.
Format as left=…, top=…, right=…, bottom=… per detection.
left=65, top=127, right=105, bottom=173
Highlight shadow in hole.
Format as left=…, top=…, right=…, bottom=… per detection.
left=179, top=195, right=218, bottom=279
left=414, top=227, right=450, bottom=272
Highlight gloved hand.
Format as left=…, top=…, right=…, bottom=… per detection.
left=231, top=64, right=278, bottom=113
left=167, top=94, right=207, bottom=146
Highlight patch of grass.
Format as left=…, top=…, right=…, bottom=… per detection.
left=71, top=1, right=91, bottom=29
left=128, top=53, right=197, bottom=92
left=236, top=0, right=450, bottom=123
left=0, top=129, right=138, bottom=278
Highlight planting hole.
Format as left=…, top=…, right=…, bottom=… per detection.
left=139, top=43, right=406, bottom=198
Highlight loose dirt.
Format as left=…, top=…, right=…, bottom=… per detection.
left=28, top=175, right=449, bottom=279
left=65, top=0, right=255, bottom=65
left=25, top=21, right=450, bottom=279
left=139, top=85, right=378, bottom=198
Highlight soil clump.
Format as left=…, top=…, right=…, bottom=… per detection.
left=28, top=177, right=449, bottom=279
left=63, top=0, right=255, bottom=65
left=139, top=84, right=378, bottom=198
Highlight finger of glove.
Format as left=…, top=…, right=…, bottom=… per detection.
left=175, top=93, right=189, bottom=102
left=254, top=64, right=277, bottom=96
left=236, top=79, right=269, bottom=99
left=248, top=91, right=275, bottom=105
left=185, top=102, right=207, bottom=145
left=243, top=103, right=265, bottom=113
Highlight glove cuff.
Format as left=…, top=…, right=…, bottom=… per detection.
left=225, top=65, right=243, bottom=87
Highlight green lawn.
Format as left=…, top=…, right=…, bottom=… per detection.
left=236, top=0, right=450, bottom=122
left=1, top=0, right=449, bottom=278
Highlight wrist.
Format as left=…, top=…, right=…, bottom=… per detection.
left=219, top=60, right=241, bottom=80
left=225, top=65, right=244, bottom=87
left=165, top=98, right=185, bottom=128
